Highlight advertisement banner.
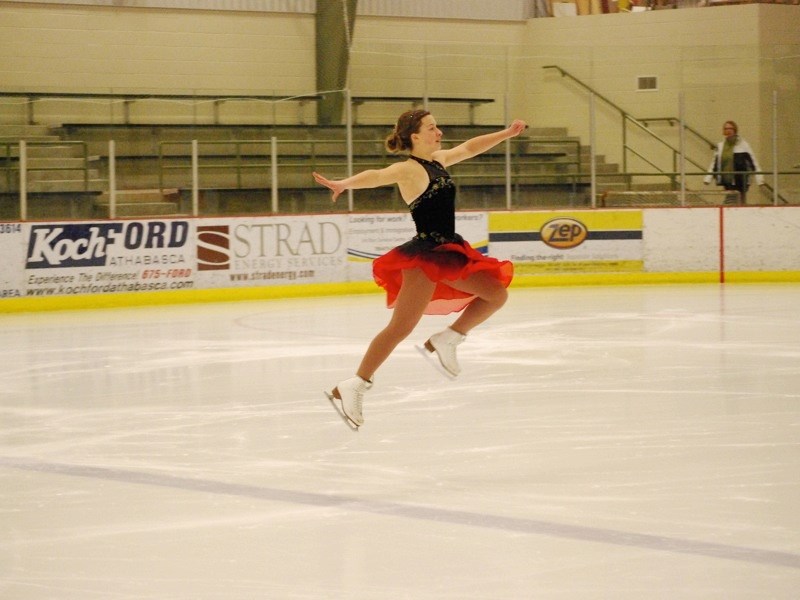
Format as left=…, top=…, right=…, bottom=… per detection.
left=489, top=210, right=644, bottom=274
left=195, top=215, right=348, bottom=288
left=347, top=211, right=489, bottom=281
left=23, top=219, right=195, bottom=297
left=0, top=222, right=25, bottom=298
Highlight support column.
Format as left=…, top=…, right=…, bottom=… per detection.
left=315, top=0, right=357, bottom=126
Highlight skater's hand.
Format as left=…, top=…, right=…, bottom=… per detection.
left=507, top=120, right=528, bottom=137
left=313, top=171, right=346, bottom=203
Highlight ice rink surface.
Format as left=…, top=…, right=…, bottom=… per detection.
left=1, top=283, right=799, bottom=599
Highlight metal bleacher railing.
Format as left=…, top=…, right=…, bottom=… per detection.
left=1, top=140, right=95, bottom=219
left=1, top=140, right=91, bottom=189
left=2, top=86, right=796, bottom=219
left=153, top=136, right=583, bottom=216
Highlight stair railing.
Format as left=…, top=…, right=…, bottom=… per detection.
left=638, top=117, right=716, bottom=152
left=543, top=65, right=710, bottom=182
left=543, top=65, right=792, bottom=204
left=638, top=116, right=789, bottom=205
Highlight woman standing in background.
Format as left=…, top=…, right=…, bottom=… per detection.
left=704, top=120, right=765, bottom=204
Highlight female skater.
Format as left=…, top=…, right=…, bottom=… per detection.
left=314, top=110, right=527, bottom=429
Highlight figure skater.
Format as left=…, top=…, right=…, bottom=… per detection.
left=314, top=110, right=527, bottom=429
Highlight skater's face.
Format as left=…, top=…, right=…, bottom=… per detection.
left=412, top=115, right=442, bottom=151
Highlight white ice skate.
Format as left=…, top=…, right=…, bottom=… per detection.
left=417, top=327, right=466, bottom=379
left=324, top=376, right=372, bottom=431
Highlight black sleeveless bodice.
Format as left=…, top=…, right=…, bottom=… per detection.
left=372, top=154, right=513, bottom=315
left=407, top=155, right=458, bottom=244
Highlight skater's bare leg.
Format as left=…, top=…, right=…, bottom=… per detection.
left=419, top=271, right=508, bottom=378
left=356, top=268, right=435, bottom=381
left=445, top=271, right=508, bottom=335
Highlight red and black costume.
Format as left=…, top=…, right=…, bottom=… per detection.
left=372, top=155, right=513, bottom=315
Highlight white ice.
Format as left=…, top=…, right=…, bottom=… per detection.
left=1, top=284, right=799, bottom=599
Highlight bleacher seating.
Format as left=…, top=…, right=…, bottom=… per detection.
left=1, top=89, right=626, bottom=215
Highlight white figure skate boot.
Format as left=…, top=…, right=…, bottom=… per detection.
left=423, top=327, right=466, bottom=378
left=325, top=376, right=372, bottom=430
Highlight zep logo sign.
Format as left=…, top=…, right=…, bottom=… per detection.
left=540, top=217, right=588, bottom=249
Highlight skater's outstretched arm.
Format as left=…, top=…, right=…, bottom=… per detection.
left=313, top=161, right=413, bottom=203
left=433, top=120, right=527, bottom=168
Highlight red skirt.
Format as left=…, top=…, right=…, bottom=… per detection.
left=372, top=236, right=513, bottom=316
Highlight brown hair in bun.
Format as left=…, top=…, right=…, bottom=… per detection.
left=385, top=109, right=430, bottom=154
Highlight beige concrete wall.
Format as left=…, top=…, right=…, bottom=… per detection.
left=348, top=17, right=527, bottom=126
left=348, top=6, right=799, bottom=183
left=757, top=5, right=800, bottom=179
left=0, top=2, right=316, bottom=124
left=0, top=3, right=315, bottom=91
left=0, top=2, right=797, bottom=178
left=521, top=5, right=799, bottom=185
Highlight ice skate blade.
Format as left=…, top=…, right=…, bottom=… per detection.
left=415, top=344, right=457, bottom=380
left=324, top=390, right=359, bottom=431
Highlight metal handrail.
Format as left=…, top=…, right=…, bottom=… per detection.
left=636, top=118, right=790, bottom=204
left=0, top=90, right=322, bottom=125
left=2, top=143, right=10, bottom=192
left=543, top=65, right=709, bottom=174
left=542, top=66, right=793, bottom=205
left=638, top=117, right=716, bottom=151
left=158, top=140, right=272, bottom=191
left=156, top=137, right=582, bottom=191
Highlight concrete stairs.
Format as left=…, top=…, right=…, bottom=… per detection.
left=93, top=188, right=182, bottom=218
left=0, top=124, right=54, bottom=140
left=0, top=125, right=105, bottom=194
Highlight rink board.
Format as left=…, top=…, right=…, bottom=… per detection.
left=1, top=207, right=798, bottom=312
